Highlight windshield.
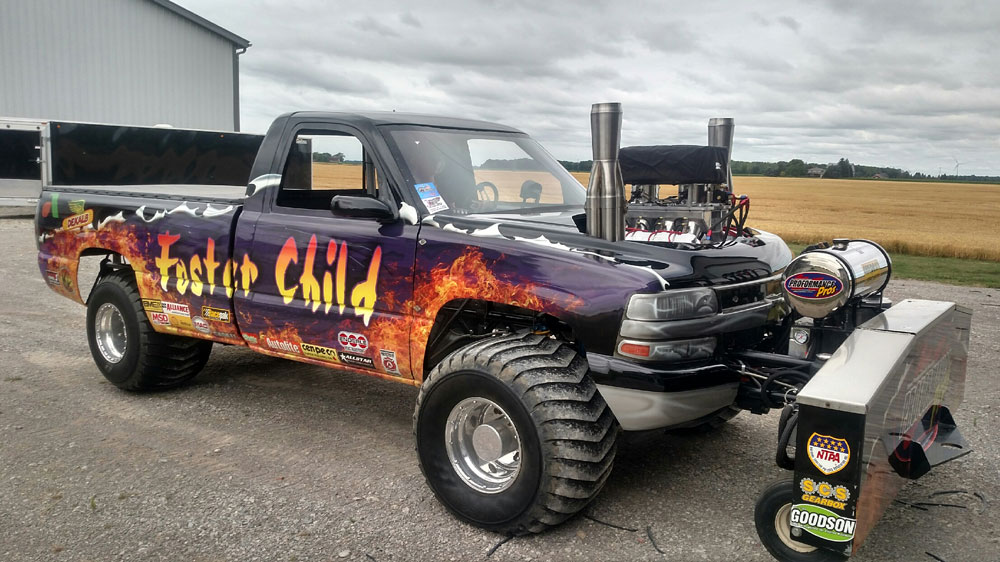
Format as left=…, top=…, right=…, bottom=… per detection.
left=384, top=127, right=586, bottom=215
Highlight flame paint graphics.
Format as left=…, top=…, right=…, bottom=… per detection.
left=406, top=247, right=584, bottom=379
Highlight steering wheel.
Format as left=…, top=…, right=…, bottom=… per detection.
left=469, top=181, right=499, bottom=212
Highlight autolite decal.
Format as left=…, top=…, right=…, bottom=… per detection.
left=784, top=272, right=844, bottom=299
left=201, top=306, right=231, bottom=323
left=264, top=337, right=300, bottom=354
left=301, top=342, right=339, bottom=362
left=789, top=504, right=856, bottom=542
left=338, top=331, right=369, bottom=354
left=61, top=210, right=94, bottom=230
left=162, top=301, right=190, bottom=317
left=275, top=235, right=381, bottom=326
left=339, top=352, right=375, bottom=369
left=155, top=233, right=258, bottom=298
left=807, top=433, right=851, bottom=475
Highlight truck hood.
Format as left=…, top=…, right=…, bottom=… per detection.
left=423, top=210, right=793, bottom=288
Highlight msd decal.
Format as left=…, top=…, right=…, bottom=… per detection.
left=338, top=331, right=369, bottom=354
left=784, top=272, right=844, bottom=300
left=808, top=433, right=851, bottom=475
left=149, top=312, right=171, bottom=326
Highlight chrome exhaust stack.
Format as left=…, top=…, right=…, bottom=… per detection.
left=585, top=102, right=626, bottom=242
left=708, top=117, right=734, bottom=189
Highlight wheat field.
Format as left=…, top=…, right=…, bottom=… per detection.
left=315, top=163, right=1000, bottom=262
left=572, top=173, right=1000, bottom=262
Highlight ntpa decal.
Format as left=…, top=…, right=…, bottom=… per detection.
left=784, top=272, right=843, bottom=299
left=807, top=433, right=850, bottom=475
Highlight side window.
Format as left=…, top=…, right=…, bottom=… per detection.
left=277, top=131, right=379, bottom=210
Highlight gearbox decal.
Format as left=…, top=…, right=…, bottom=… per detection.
left=807, top=433, right=851, bottom=475
left=784, top=272, right=843, bottom=300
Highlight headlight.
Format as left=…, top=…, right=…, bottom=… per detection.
left=626, top=288, right=718, bottom=321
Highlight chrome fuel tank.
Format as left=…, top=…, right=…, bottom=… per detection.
left=782, top=239, right=891, bottom=318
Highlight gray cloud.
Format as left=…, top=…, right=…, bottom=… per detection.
left=188, top=0, right=1000, bottom=176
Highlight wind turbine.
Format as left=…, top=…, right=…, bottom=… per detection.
left=952, top=157, right=966, bottom=175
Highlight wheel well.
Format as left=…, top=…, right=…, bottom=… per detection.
left=79, top=248, right=132, bottom=304
left=422, top=299, right=579, bottom=377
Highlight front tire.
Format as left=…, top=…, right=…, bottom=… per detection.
left=86, top=269, right=212, bottom=391
left=754, top=478, right=848, bottom=562
left=414, top=332, right=618, bottom=534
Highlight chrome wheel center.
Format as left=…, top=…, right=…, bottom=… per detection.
left=94, top=303, right=127, bottom=364
left=445, top=397, right=522, bottom=494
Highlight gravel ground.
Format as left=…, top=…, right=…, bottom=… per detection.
left=1, top=215, right=997, bottom=562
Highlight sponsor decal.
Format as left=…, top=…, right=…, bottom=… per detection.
left=192, top=316, right=211, bottom=334
left=61, top=209, right=94, bottom=230
left=415, top=182, right=449, bottom=214
left=149, top=311, right=171, bottom=326
left=380, top=349, right=400, bottom=374
left=201, top=306, right=232, bottom=323
left=339, top=352, right=375, bottom=369
left=170, top=315, right=193, bottom=330
left=142, top=299, right=163, bottom=312
left=45, top=270, right=60, bottom=286
left=68, top=199, right=86, bottom=215
left=162, top=301, right=190, bottom=317
left=338, top=331, right=369, bottom=354
left=799, top=478, right=851, bottom=511
left=784, top=272, right=844, bottom=300
left=242, top=334, right=258, bottom=344
left=264, top=336, right=301, bottom=354
left=59, top=269, right=73, bottom=292
left=301, top=342, right=339, bottom=362
left=807, top=433, right=851, bottom=475
left=789, top=504, right=856, bottom=543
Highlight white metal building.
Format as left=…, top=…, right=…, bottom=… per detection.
left=0, top=0, right=250, bottom=131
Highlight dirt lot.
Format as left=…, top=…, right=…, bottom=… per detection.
left=1, top=215, right=997, bottom=562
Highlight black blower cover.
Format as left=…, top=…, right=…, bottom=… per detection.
left=619, top=145, right=728, bottom=185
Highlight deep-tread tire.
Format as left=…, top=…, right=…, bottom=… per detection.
left=754, top=478, right=849, bottom=562
left=86, top=270, right=212, bottom=391
left=414, top=332, right=618, bottom=534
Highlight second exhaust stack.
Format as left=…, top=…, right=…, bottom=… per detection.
left=585, top=102, right=626, bottom=242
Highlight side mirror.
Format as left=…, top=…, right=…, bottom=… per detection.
left=330, top=195, right=396, bottom=221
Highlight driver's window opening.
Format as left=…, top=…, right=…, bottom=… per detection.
left=277, top=132, right=378, bottom=210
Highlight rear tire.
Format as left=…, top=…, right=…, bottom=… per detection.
left=86, top=269, right=212, bottom=391
left=414, top=332, right=618, bottom=534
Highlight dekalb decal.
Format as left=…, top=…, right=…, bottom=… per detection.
left=784, top=272, right=843, bottom=300
left=61, top=210, right=94, bottom=230
left=808, top=433, right=851, bottom=475
left=790, top=504, right=856, bottom=542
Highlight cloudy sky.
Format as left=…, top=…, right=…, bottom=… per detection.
left=190, top=0, right=999, bottom=176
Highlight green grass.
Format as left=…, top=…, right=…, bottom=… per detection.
left=786, top=243, right=1000, bottom=288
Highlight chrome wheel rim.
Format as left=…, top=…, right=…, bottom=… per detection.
left=775, top=503, right=816, bottom=553
left=444, top=397, right=522, bottom=493
left=94, top=303, right=127, bottom=364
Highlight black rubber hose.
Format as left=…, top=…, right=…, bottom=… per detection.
left=775, top=407, right=798, bottom=470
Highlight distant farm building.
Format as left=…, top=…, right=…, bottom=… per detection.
left=807, top=167, right=826, bottom=178
left=873, top=173, right=889, bottom=179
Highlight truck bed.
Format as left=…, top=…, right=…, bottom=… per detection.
left=46, top=184, right=247, bottom=204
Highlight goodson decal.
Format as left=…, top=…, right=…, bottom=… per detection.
left=790, top=504, right=856, bottom=542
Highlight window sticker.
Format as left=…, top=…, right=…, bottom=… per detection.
left=415, top=182, right=449, bottom=214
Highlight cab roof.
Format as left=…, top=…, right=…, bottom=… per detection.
left=285, top=111, right=524, bottom=134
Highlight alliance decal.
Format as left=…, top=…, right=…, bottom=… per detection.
left=789, top=504, right=856, bottom=542
left=784, top=272, right=844, bottom=300
left=301, top=342, right=339, bottom=362
left=338, top=331, right=369, bottom=354
left=201, top=306, right=232, bottom=323
left=162, top=301, right=190, bottom=317
left=339, top=352, right=375, bottom=369
left=807, top=433, right=851, bottom=475
left=380, top=349, right=400, bottom=375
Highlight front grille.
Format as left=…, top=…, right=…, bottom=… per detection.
left=715, top=273, right=783, bottom=312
